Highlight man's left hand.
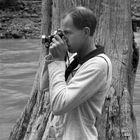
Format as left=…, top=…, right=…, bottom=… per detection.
left=49, top=35, right=68, bottom=61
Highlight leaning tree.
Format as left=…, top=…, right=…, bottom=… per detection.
left=9, top=0, right=139, bottom=140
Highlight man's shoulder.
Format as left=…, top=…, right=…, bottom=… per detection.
left=84, top=53, right=110, bottom=64
left=95, top=54, right=112, bottom=65
left=82, top=53, right=112, bottom=72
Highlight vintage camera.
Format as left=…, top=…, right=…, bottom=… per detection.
left=42, top=29, right=65, bottom=45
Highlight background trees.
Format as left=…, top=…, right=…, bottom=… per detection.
left=0, top=0, right=19, bottom=6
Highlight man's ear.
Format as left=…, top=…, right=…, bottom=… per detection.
left=83, top=27, right=90, bottom=36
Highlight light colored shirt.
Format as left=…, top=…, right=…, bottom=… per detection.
left=47, top=53, right=112, bottom=140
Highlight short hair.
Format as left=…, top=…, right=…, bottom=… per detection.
left=63, top=6, right=97, bottom=36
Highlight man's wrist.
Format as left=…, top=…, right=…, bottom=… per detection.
left=48, top=61, right=66, bottom=72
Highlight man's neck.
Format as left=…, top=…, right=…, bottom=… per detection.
left=78, top=38, right=96, bottom=59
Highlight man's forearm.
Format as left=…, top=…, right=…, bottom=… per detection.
left=40, top=55, right=54, bottom=91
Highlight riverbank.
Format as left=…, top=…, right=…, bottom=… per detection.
left=0, top=0, right=41, bottom=39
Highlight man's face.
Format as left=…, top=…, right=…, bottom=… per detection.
left=61, top=15, right=85, bottom=53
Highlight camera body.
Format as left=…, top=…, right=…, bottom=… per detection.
left=42, top=29, right=65, bottom=45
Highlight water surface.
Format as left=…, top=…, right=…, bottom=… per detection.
left=0, top=39, right=40, bottom=140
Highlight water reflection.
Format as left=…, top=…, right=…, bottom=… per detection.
left=0, top=39, right=40, bottom=140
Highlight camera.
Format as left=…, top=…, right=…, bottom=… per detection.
left=42, top=29, right=65, bottom=45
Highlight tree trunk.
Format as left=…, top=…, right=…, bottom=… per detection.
left=9, top=0, right=139, bottom=140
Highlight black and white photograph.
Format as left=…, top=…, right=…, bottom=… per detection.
left=0, top=0, right=140, bottom=140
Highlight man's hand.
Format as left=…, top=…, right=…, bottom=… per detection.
left=49, top=35, right=68, bottom=61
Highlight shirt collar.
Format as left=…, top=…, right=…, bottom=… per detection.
left=74, top=46, right=105, bottom=65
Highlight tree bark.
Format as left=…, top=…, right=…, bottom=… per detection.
left=9, top=0, right=139, bottom=140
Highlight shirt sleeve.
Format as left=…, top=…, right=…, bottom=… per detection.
left=48, top=59, right=106, bottom=115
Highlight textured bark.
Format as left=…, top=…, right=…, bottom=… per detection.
left=9, top=0, right=53, bottom=140
left=93, top=0, right=139, bottom=139
left=9, top=0, right=139, bottom=140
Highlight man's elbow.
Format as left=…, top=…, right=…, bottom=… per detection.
left=51, top=102, right=67, bottom=115
left=51, top=107, right=66, bottom=115
left=50, top=94, right=68, bottom=115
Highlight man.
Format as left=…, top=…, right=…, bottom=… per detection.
left=41, top=6, right=112, bottom=140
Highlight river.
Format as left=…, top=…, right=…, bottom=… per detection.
left=0, top=38, right=140, bottom=140
left=0, top=39, right=41, bottom=140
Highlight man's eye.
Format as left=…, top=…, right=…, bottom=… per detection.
left=64, top=31, right=70, bottom=35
